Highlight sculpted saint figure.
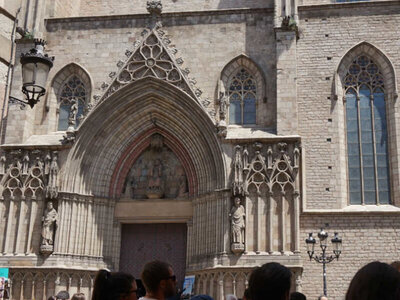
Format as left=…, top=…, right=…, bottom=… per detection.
left=41, top=201, right=58, bottom=247
left=229, top=197, right=245, bottom=244
left=68, top=99, right=79, bottom=126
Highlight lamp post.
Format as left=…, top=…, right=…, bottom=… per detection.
left=10, top=39, right=54, bottom=108
left=305, top=229, right=342, bottom=297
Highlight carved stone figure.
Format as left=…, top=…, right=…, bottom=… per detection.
left=40, top=201, right=58, bottom=254
left=229, top=197, right=245, bottom=254
left=146, top=159, right=164, bottom=198
left=46, top=152, right=59, bottom=199
left=146, top=0, right=162, bottom=15
left=233, top=145, right=243, bottom=195
left=68, top=98, right=79, bottom=127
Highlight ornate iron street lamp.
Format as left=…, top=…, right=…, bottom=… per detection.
left=305, top=229, right=342, bottom=297
left=10, top=39, right=54, bottom=108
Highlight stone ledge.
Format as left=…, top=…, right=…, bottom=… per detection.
left=45, top=7, right=273, bottom=24
left=299, top=0, right=399, bottom=12
left=303, top=204, right=400, bottom=214
left=225, top=126, right=300, bottom=141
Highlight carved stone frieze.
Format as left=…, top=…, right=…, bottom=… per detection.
left=0, top=150, right=59, bottom=200
left=232, top=141, right=301, bottom=196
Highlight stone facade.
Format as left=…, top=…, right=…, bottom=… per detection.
left=1, top=0, right=400, bottom=300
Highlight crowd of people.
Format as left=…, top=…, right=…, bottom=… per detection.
left=48, top=260, right=400, bottom=300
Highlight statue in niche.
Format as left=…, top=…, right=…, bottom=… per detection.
left=69, top=98, right=78, bottom=126
left=229, top=197, right=245, bottom=255
left=40, top=201, right=58, bottom=254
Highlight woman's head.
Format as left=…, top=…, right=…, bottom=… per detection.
left=92, top=269, right=136, bottom=300
left=346, top=261, right=400, bottom=300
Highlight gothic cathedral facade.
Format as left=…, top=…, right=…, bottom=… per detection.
left=0, top=0, right=399, bottom=299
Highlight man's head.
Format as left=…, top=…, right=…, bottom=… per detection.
left=248, top=262, right=291, bottom=300
left=141, top=260, right=176, bottom=299
left=56, top=290, right=70, bottom=300
left=318, top=296, right=327, bottom=300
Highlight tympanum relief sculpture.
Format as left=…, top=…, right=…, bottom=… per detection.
left=40, top=201, right=58, bottom=254
left=123, top=134, right=188, bottom=199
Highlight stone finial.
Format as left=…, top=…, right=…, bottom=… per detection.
left=147, top=0, right=162, bottom=15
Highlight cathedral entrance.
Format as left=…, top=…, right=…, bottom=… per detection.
left=119, top=223, right=187, bottom=287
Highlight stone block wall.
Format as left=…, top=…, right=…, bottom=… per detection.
left=300, top=213, right=400, bottom=300
left=297, top=1, right=400, bottom=209
left=6, top=10, right=276, bottom=143
left=77, top=0, right=272, bottom=17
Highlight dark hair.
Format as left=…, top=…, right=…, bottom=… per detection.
left=391, top=261, right=400, bottom=272
left=71, top=293, right=86, bottom=300
left=290, top=292, right=306, bottom=300
left=48, top=297, right=57, bottom=300
left=248, top=262, right=291, bottom=300
left=346, top=261, right=400, bottom=300
left=56, top=291, right=70, bottom=300
left=92, top=269, right=135, bottom=300
left=141, top=260, right=171, bottom=293
left=243, top=288, right=251, bottom=300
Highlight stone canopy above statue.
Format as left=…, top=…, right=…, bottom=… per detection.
left=122, top=134, right=188, bottom=199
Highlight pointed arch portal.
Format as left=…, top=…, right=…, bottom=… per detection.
left=62, top=77, right=226, bottom=199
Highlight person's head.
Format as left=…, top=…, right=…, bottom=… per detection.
left=391, top=261, right=400, bottom=272
left=141, top=260, right=177, bottom=298
left=92, top=269, right=136, bottom=300
left=71, top=293, right=85, bottom=300
left=48, top=297, right=56, bottom=300
left=56, top=291, right=70, bottom=300
left=345, top=261, right=400, bottom=300
left=248, top=262, right=292, bottom=300
left=317, top=296, right=327, bottom=300
left=290, top=292, right=306, bottom=300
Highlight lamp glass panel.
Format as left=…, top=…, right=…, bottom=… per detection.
left=22, top=62, right=35, bottom=88
left=35, top=63, right=50, bottom=89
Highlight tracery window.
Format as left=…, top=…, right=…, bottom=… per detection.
left=344, top=55, right=390, bottom=205
left=58, top=76, right=86, bottom=131
left=229, top=68, right=256, bottom=125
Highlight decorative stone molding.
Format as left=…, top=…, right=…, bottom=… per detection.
left=232, top=141, right=301, bottom=196
left=0, top=150, right=59, bottom=200
left=147, top=0, right=162, bottom=15
left=96, top=22, right=212, bottom=119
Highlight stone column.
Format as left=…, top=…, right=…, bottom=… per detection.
left=276, top=29, right=298, bottom=135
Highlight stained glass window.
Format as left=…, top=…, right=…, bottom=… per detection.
left=58, top=76, right=86, bottom=131
left=344, top=55, right=390, bottom=204
left=228, top=69, right=256, bottom=125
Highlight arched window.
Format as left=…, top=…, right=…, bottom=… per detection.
left=228, top=68, right=256, bottom=125
left=344, top=55, right=390, bottom=204
left=58, top=75, right=86, bottom=131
